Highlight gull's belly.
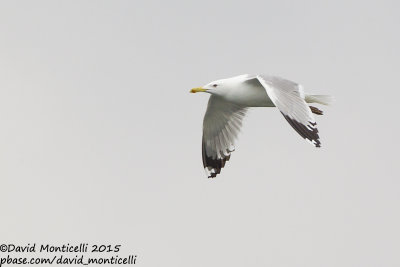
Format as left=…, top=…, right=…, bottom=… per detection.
left=225, top=85, right=275, bottom=107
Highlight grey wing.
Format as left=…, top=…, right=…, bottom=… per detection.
left=256, top=74, right=321, bottom=147
left=202, top=95, right=248, bottom=178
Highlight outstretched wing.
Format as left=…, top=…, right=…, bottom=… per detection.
left=202, top=95, right=247, bottom=178
left=256, top=74, right=321, bottom=147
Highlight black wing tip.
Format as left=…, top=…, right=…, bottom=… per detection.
left=281, top=112, right=321, bottom=147
left=313, top=139, right=322, bottom=147
left=203, top=156, right=231, bottom=179
left=202, top=140, right=232, bottom=178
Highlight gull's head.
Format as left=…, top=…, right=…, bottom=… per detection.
left=190, top=79, right=224, bottom=94
left=190, top=76, right=245, bottom=95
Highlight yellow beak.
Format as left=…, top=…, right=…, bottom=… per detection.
left=190, top=87, right=207, bottom=93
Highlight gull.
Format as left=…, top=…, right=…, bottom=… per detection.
left=190, top=74, right=333, bottom=178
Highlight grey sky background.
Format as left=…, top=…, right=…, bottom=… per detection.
left=0, top=0, right=399, bottom=266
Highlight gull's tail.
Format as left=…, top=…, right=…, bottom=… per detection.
left=305, top=95, right=334, bottom=106
left=306, top=95, right=334, bottom=116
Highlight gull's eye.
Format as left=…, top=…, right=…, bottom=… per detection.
left=212, top=84, right=218, bottom=87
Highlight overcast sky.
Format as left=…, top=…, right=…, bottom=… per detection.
left=1, top=1, right=399, bottom=266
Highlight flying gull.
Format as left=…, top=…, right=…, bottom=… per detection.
left=190, top=74, right=333, bottom=178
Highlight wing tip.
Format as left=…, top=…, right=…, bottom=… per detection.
left=281, top=112, right=322, bottom=147
left=202, top=143, right=231, bottom=178
left=203, top=155, right=231, bottom=179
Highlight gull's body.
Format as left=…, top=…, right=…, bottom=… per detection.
left=208, top=74, right=274, bottom=107
left=191, top=74, right=333, bottom=178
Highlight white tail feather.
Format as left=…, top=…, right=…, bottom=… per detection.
left=305, top=95, right=334, bottom=106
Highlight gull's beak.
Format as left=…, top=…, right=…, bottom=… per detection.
left=190, top=87, right=207, bottom=93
